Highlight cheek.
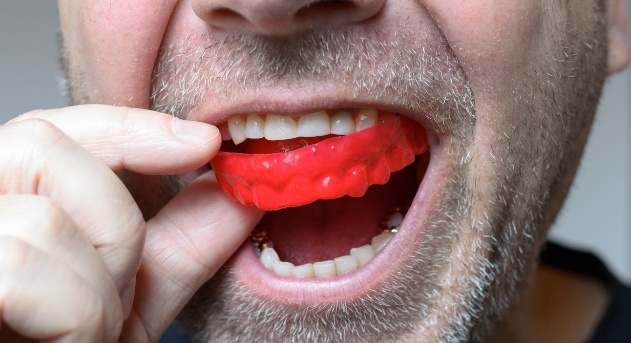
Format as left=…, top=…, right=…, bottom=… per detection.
left=423, top=0, right=553, bottom=139
left=60, top=0, right=179, bottom=107
left=424, top=0, right=544, bottom=92
left=423, top=1, right=554, bottom=205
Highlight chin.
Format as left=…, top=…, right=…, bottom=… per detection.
left=171, top=105, right=540, bottom=342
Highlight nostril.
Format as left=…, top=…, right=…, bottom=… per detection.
left=295, top=0, right=359, bottom=21
left=194, top=0, right=384, bottom=35
left=209, top=7, right=244, bottom=22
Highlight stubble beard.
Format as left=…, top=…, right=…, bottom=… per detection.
left=152, top=28, right=483, bottom=342
left=60, top=2, right=608, bottom=341
left=153, top=12, right=608, bottom=343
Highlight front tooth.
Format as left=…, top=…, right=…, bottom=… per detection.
left=350, top=245, right=376, bottom=267
left=334, top=255, right=359, bottom=275
left=371, top=232, right=395, bottom=253
left=272, top=261, right=295, bottom=277
left=245, top=114, right=265, bottom=139
left=292, top=263, right=315, bottom=278
left=313, top=260, right=336, bottom=277
left=264, top=114, right=298, bottom=140
left=297, top=111, right=330, bottom=137
left=355, top=108, right=378, bottom=132
left=227, top=116, right=247, bottom=145
left=330, top=110, right=356, bottom=135
left=260, top=248, right=280, bottom=270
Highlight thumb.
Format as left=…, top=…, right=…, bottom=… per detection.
left=120, top=171, right=264, bottom=342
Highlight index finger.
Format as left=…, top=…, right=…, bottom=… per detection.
left=10, top=104, right=221, bottom=174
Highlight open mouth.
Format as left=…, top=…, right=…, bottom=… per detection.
left=211, top=108, right=432, bottom=283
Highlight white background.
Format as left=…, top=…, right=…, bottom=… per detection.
left=1, top=2, right=629, bottom=281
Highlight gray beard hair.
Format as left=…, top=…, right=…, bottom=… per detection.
left=179, top=157, right=486, bottom=343
left=152, top=29, right=482, bottom=342
left=142, top=3, right=606, bottom=341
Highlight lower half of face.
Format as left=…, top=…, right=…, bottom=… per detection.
left=62, top=0, right=608, bottom=341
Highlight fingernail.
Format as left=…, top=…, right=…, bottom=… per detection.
left=173, top=118, right=219, bottom=145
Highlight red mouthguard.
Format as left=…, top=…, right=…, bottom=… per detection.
left=211, top=116, right=428, bottom=210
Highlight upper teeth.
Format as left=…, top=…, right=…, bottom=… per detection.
left=220, top=108, right=395, bottom=145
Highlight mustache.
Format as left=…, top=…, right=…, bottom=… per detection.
left=150, top=28, right=476, bottom=134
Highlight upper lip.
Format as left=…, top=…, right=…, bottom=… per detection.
left=189, top=88, right=444, bottom=138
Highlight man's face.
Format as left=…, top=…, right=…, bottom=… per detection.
left=58, top=0, right=620, bottom=341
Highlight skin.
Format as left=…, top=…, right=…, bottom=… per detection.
left=0, top=0, right=628, bottom=342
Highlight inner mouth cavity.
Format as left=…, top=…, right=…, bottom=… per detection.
left=252, top=207, right=406, bottom=278
left=247, top=156, right=425, bottom=278
left=210, top=108, right=430, bottom=278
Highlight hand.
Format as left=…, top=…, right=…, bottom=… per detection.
left=0, top=105, right=263, bottom=342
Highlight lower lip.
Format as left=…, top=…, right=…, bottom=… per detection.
left=229, top=144, right=445, bottom=304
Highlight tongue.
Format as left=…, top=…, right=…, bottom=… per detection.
left=260, top=159, right=422, bottom=265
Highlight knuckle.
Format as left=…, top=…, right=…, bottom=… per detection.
left=0, top=195, right=72, bottom=238
left=28, top=197, right=71, bottom=236
left=0, top=119, right=74, bottom=193
left=0, top=236, right=38, bottom=274
left=6, top=117, right=64, bottom=140
left=5, top=109, right=47, bottom=124
left=15, top=109, right=46, bottom=121
left=0, top=118, right=67, bottom=161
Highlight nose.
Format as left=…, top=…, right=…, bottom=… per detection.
left=193, top=0, right=385, bottom=36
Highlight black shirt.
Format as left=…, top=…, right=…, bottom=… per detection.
left=541, top=242, right=631, bottom=343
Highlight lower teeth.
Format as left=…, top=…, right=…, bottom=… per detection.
left=251, top=208, right=404, bottom=278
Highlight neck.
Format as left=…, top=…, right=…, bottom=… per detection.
left=487, top=264, right=609, bottom=343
